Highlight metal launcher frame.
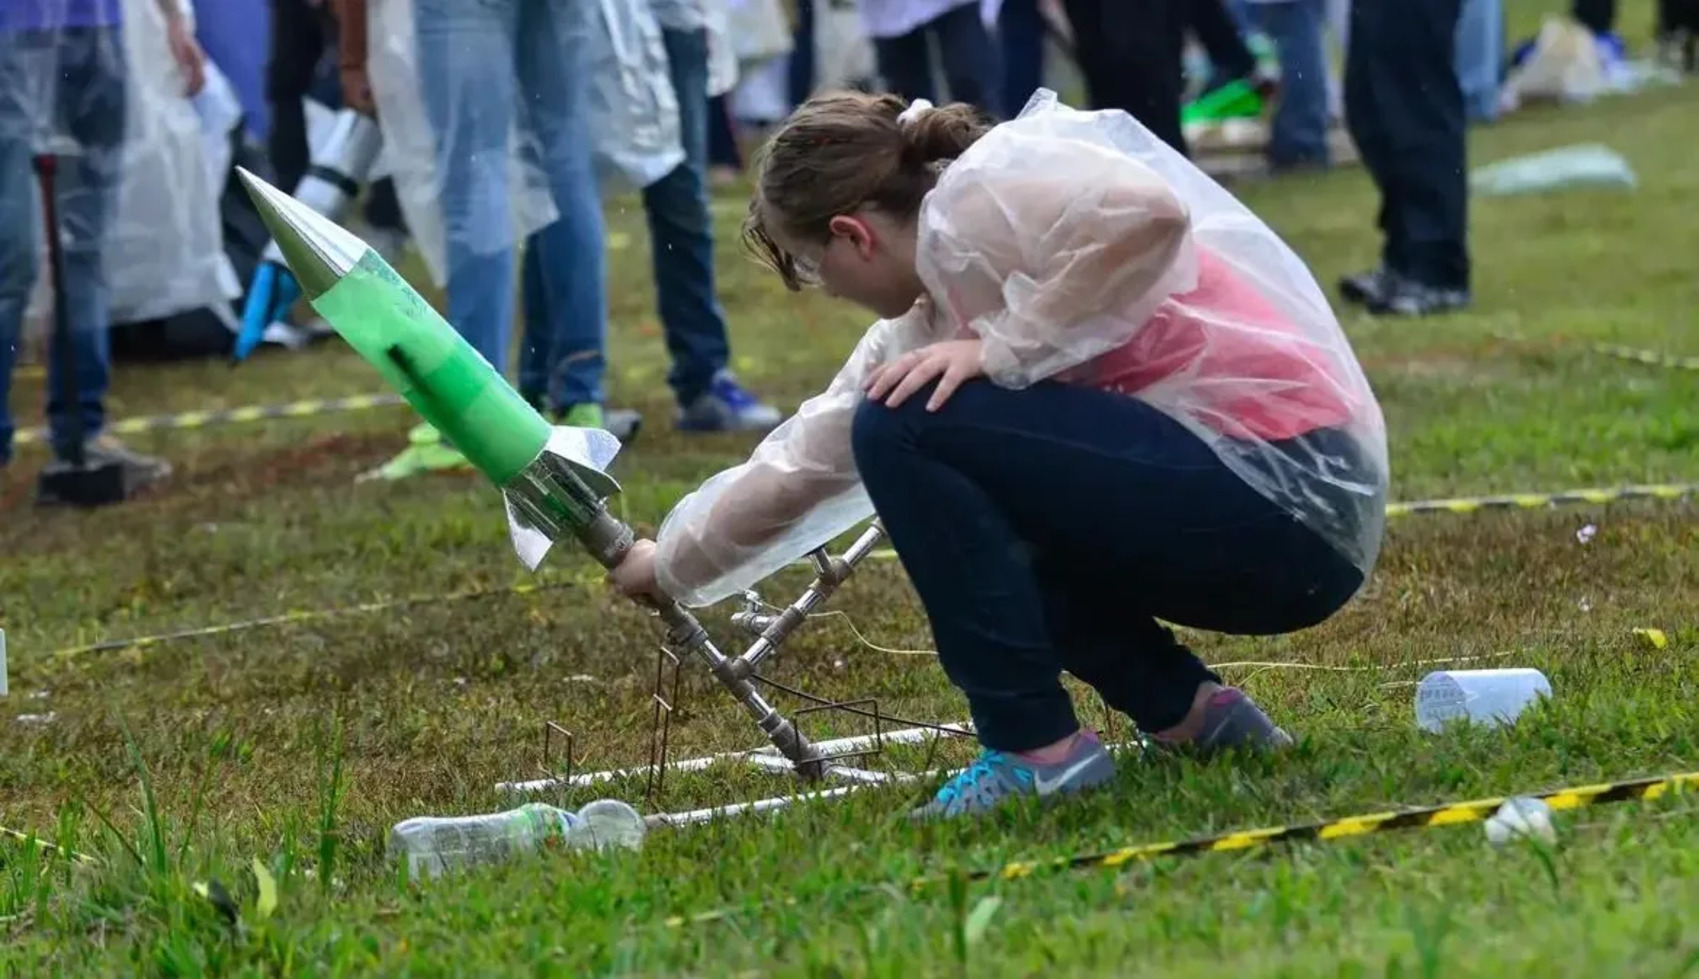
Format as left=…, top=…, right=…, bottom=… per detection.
left=493, top=517, right=986, bottom=820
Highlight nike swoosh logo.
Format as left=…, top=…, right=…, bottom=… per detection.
left=1033, top=753, right=1102, bottom=795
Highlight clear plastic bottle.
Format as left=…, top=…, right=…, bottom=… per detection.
left=389, top=799, right=645, bottom=879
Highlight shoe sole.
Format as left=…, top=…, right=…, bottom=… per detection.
left=1338, top=278, right=1382, bottom=306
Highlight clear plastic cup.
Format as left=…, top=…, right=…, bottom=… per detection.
left=1415, top=668, right=1552, bottom=733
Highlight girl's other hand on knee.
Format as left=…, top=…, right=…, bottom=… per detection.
left=608, top=539, right=662, bottom=602
left=863, top=339, right=986, bottom=412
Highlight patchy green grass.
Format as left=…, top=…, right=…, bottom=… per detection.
left=3, top=36, right=1698, bottom=978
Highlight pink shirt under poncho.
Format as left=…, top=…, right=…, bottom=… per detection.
left=652, top=91, right=1388, bottom=608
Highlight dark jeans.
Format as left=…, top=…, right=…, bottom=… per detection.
left=1572, top=0, right=1615, bottom=34
left=1062, top=0, right=1187, bottom=155
left=1345, top=0, right=1468, bottom=291
left=706, top=93, right=740, bottom=170
left=0, top=27, right=126, bottom=464
left=874, top=2, right=1002, bottom=117
left=266, top=0, right=404, bottom=233
left=520, top=27, right=730, bottom=410
left=1188, top=0, right=1257, bottom=84
left=787, top=0, right=815, bottom=107
left=999, top=0, right=1046, bottom=117
left=851, top=379, right=1365, bottom=752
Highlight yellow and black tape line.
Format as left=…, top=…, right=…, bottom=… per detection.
left=1593, top=344, right=1699, bottom=372
left=13, top=393, right=405, bottom=446
left=918, top=770, right=1699, bottom=890
left=1382, top=482, right=1696, bottom=517
left=666, top=769, right=1699, bottom=927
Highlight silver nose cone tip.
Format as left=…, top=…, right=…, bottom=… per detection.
left=236, top=166, right=372, bottom=302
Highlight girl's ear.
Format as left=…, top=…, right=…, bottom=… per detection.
left=827, top=214, right=878, bottom=260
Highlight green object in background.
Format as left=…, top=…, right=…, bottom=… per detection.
left=236, top=169, right=551, bottom=487
left=1182, top=78, right=1266, bottom=126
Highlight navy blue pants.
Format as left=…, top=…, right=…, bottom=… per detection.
left=851, top=379, right=1366, bottom=752
left=874, top=2, right=1002, bottom=117
left=1344, top=0, right=1470, bottom=291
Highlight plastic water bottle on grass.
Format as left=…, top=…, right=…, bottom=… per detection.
left=389, top=800, right=645, bottom=879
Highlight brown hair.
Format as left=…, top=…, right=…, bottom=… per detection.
left=742, top=91, right=994, bottom=291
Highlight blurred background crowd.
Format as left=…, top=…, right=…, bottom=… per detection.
left=0, top=0, right=1687, bottom=497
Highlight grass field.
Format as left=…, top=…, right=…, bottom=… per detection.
left=4, top=17, right=1699, bottom=976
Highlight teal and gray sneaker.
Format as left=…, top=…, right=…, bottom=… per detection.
left=911, top=731, right=1117, bottom=820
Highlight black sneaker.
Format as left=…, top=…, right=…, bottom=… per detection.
left=1370, top=275, right=1471, bottom=317
left=1338, top=267, right=1390, bottom=307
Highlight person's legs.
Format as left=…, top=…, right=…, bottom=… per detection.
left=786, top=0, right=816, bottom=107
left=1064, top=0, right=1188, bottom=155
left=517, top=234, right=550, bottom=408
left=1340, top=0, right=1402, bottom=304
left=705, top=94, right=741, bottom=171
left=853, top=380, right=1360, bottom=775
left=1254, top=0, right=1332, bottom=168
left=266, top=0, right=326, bottom=191
left=1572, top=0, right=1615, bottom=35
left=873, top=26, right=936, bottom=105
left=932, top=2, right=1002, bottom=116
left=513, top=0, right=612, bottom=417
left=1454, top=0, right=1503, bottom=124
left=998, top=0, right=1046, bottom=116
left=0, top=32, right=42, bottom=466
left=1187, top=0, right=1257, bottom=85
left=359, top=0, right=520, bottom=479
left=50, top=27, right=128, bottom=460
left=414, top=0, right=520, bottom=373
left=641, top=32, right=726, bottom=390
left=641, top=28, right=781, bottom=431
left=1345, top=0, right=1469, bottom=313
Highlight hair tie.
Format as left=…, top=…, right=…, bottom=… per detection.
left=896, top=99, right=935, bottom=127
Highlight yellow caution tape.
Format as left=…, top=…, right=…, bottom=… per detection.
left=667, top=769, right=1699, bottom=927
left=1593, top=344, right=1699, bottom=372
left=13, top=393, right=405, bottom=446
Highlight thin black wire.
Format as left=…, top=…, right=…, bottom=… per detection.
left=750, top=672, right=973, bottom=739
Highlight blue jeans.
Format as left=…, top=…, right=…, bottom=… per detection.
left=414, top=0, right=604, bottom=384
left=1252, top=0, right=1332, bottom=166
left=0, top=27, right=126, bottom=464
left=1454, top=0, right=1502, bottom=123
left=521, top=26, right=731, bottom=410
left=851, top=379, right=1365, bottom=751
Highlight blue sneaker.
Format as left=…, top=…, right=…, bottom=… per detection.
left=911, top=732, right=1117, bottom=820
left=677, top=372, right=784, bottom=433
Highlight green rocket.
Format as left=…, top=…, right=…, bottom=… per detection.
left=236, top=168, right=825, bottom=772
left=236, top=166, right=624, bottom=570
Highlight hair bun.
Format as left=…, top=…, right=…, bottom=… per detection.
left=898, top=101, right=992, bottom=169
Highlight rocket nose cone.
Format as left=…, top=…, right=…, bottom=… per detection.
left=236, top=166, right=372, bottom=302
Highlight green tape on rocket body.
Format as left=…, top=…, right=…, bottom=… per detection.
left=311, top=253, right=550, bottom=485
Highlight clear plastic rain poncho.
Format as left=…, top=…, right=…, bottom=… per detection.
left=366, top=0, right=685, bottom=287
left=654, top=89, right=1389, bottom=608
left=5, top=0, right=233, bottom=339
left=109, top=0, right=239, bottom=326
